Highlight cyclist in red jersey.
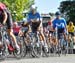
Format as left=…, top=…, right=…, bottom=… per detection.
left=13, top=22, right=21, bottom=36
left=0, top=2, right=20, bottom=52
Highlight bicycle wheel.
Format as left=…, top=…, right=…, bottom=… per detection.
left=21, top=37, right=27, bottom=57
left=32, top=43, right=42, bottom=58
left=13, top=36, right=23, bottom=59
left=42, top=46, right=49, bottom=57
left=0, top=45, right=6, bottom=60
left=31, top=34, right=42, bottom=58
left=57, top=40, right=61, bottom=57
left=62, top=40, right=67, bottom=55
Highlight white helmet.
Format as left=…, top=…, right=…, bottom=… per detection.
left=23, top=18, right=26, bottom=21
left=30, top=5, right=37, bottom=10
left=13, top=22, right=18, bottom=26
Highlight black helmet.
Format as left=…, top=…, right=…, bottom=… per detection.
left=55, top=11, right=61, bottom=16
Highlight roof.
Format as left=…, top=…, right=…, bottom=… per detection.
left=41, top=14, right=51, bottom=18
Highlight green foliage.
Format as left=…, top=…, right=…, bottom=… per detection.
left=0, top=0, right=34, bottom=21
left=59, top=0, right=75, bottom=23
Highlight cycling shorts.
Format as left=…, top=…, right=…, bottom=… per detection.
left=57, top=28, right=65, bottom=39
left=69, top=32, right=74, bottom=36
left=31, top=22, right=40, bottom=33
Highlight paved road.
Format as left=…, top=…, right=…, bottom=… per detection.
left=0, top=54, right=75, bottom=63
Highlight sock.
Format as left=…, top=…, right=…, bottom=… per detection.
left=16, top=44, right=20, bottom=49
left=40, top=41, right=44, bottom=46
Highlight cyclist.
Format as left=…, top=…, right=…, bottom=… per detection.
left=0, top=2, right=20, bottom=52
left=20, top=18, right=32, bottom=46
left=52, top=11, right=67, bottom=47
left=13, top=22, right=21, bottom=36
left=67, top=21, right=75, bottom=36
left=21, top=18, right=31, bottom=34
left=47, top=17, right=54, bottom=40
left=27, top=5, right=48, bottom=51
left=47, top=17, right=53, bottom=32
left=73, top=34, right=75, bottom=49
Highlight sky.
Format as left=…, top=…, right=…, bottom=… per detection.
left=35, top=0, right=66, bottom=13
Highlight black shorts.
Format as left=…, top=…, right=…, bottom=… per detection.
left=58, top=28, right=65, bottom=39
left=14, top=32, right=18, bottom=36
left=49, top=31, right=54, bottom=34
left=31, top=22, right=40, bottom=33
left=58, top=28, right=64, bottom=33
left=69, top=32, right=74, bottom=36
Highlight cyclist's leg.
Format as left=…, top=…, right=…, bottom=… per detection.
left=7, top=29, right=19, bottom=48
left=48, top=31, right=52, bottom=43
left=39, top=29, right=46, bottom=45
left=6, top=13, right=20, bottom=50
left=39, top=25, right=46, bottom=43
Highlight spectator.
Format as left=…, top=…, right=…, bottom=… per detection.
left=67, top=21, right=75, bottom=36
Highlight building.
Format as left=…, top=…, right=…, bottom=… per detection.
left=41, top=14, right=51, bottom=27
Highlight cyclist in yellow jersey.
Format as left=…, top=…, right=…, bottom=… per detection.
left=67, top=21, right=75, bottom=36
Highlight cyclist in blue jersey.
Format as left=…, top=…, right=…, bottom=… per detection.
left=52, top=11, right=67, bottom=35
left=27, top=5, right=48, bottom=51
left=27, top=5, right=42, bottom=33
left=52, top=11, right=67, bottom=48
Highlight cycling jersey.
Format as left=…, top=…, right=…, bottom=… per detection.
left=27, top=11, right=41, bottom=32
left=13, top=26, right=20, bottom=33
left=52, top=18, right=66, bottom=29
left=27, top=12, right=41, bottom=22
left=53, top=18, right=67, bottom=39
left=48, top=21, right=54, bottom=32
left=0, top=3, right=6, bottom=23
left=0, top=10, right=12, bottom=28
left=48, top=21, right=52, bottom=26
left=6, top=9, right=13, bottom=29
left=13, top=26, right=21, bottom=36
left=0, top=10, right=4, bottom=23
left=67, top=25, right=75, bottom=33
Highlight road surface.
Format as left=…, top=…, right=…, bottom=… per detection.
left=0, top=54, right=75, bottom=63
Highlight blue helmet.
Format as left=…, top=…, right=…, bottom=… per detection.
left=55, top=11, right=61, bottom=16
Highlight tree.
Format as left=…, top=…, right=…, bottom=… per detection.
left=0, top=0, right=34, bottom=21
left=59, top=0, right=75, bottom=24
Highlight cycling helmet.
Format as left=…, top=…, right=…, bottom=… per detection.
left=0, top=2, right=6, bottom=10
left=55, top=11, right=61, bottom=16
left=30, top=5, right=37, bottom=10
left=13, top=22, right=18, bottom=27
left=22, top=18, right=27, bottom=23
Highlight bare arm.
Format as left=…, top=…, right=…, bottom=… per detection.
left=3, top=10, right=7, bottom=24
